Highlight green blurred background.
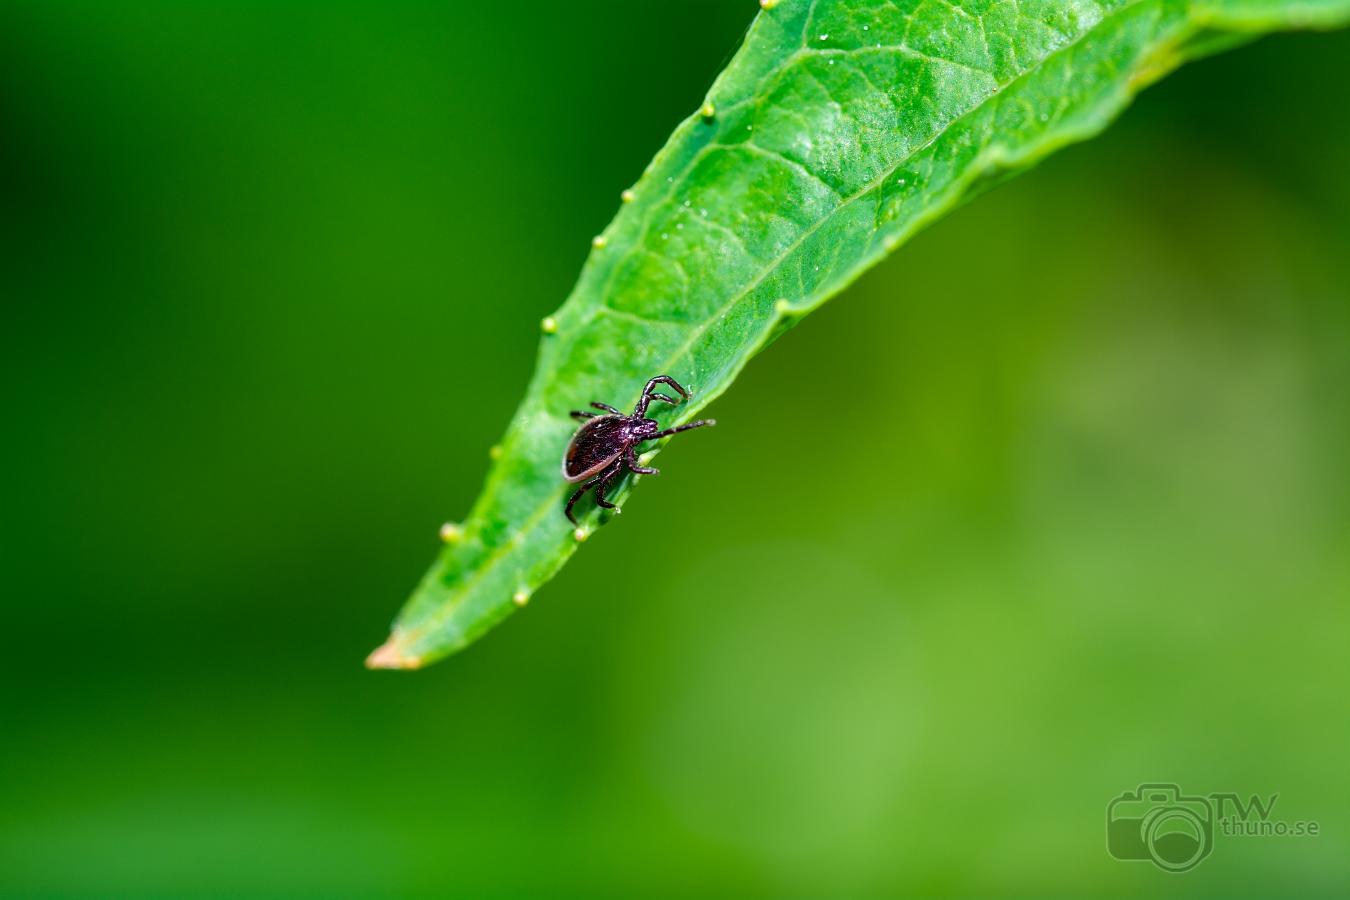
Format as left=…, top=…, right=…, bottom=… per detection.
left=3, top=2, right=1349, bottom=897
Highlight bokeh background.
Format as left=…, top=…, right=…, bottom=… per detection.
left=3, top=2, right=1349, bottom=897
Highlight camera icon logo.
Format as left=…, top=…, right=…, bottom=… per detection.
left=1106, top=783, right=1214, bottom=872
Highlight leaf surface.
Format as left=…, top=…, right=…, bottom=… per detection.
left=369, top=0, right=1350, bottom=668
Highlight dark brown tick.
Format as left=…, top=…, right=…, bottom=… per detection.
left=562, top=375, right=715, bottom=524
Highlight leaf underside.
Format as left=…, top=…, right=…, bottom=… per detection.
left=369, top=0, right=1350, bottom=669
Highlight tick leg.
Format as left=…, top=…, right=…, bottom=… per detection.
left=564, top=487, right=584, bottom=524
left=626, top=445, right=659, bottom=475
left=594, top=460, right=625, bottom=509
left=565, top=471, right=605, bottom=524
left=565, top=460, right=625, bottom=523
left=635, top=375, right=689, bottom=416
left=570, top=410, right=596, bottom=420
left=645, top=376, right=689, bottom=400
left=638, top=419, right=716, bottom=442
left=590, top=402, right=622, bottom=414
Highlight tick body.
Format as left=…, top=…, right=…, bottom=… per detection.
left=562, top=375, right=715, bottom=524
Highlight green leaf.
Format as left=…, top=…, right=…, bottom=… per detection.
left=368, top=0, right=1350, bottom=669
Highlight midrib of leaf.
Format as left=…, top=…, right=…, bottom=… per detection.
left=371, top=0, right=1350, bottom=668
left=621, top=7, right=1128, bottom=352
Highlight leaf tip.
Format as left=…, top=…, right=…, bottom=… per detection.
left=365, top=637, right=423, bottom=671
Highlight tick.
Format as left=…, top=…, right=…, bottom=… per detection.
left=562, top=375, right=715, bottom=524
